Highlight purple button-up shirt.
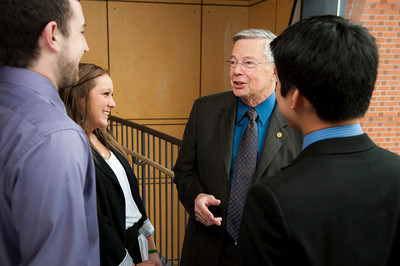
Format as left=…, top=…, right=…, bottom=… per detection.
left=0, top=67, right=99, bottom=265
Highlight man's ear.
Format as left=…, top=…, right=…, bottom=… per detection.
left=291, top=88, right=313, bottom=111
left=291, top=88, right=301, bottom=109
left=271, top=64, right=277, bottom=81
left=40, top=21, right=62, bottom=52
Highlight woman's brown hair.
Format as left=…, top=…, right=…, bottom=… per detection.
left=60, top=63, right=128, bottom=160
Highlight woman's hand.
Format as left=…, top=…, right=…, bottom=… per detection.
left=148, top=252, right=162, bottom=266
left=136, top=259, right=155, bottom=266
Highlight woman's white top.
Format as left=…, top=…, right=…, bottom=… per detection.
left=105, top=151, right=142, bottom=229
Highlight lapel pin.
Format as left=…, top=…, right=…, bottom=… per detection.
left=276, top=132, right=283, bottom=138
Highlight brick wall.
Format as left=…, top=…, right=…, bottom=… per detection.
left=346, top=0, right=400, bottom=154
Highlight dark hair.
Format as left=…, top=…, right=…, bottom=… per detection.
left=0, top=0, right=73, bottom=68
left=270, top=15, right=378, bottom=122
left=60, top=63, right=128, bottom=161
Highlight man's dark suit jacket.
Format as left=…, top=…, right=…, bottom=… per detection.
left=237, top=134, right=400, bottom=266
left=93, top=147, right=148, bottom=265
left=173, top=91, right=303, bottom=265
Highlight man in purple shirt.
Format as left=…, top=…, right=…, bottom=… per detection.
left=0, top=0, right=100, bottom=265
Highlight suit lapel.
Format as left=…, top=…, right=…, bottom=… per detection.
left=93, top=148, right=120, bottom=185
left=255, top=105, right=288, bottom=180
left=218, top=92, right=237, bottom=177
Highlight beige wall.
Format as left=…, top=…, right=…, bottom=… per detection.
left=81, top=0, right=296, bottom=139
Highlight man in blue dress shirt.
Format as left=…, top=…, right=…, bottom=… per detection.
left=237, top=15, right=400, bottom=266
left=173, top=29, right=303, bottom=266
left=0, top=0, right=100, bottom=265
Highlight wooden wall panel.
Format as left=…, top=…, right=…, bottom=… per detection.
left=276, top=0, right=296, bottom=34
left=203, top=0, right=250, bottom=4
left=201, top=5, right=248, bottom=96
left=81, top=0, right=295, bottom=135
left=249, top=0, right=277, bottom=33
left=80, top=1, right=108, bottom=69
left=111, top=0, right=201, bottom=3
left=107, top=2, right=201, bottom=120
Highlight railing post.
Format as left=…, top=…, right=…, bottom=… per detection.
left=140, top=131, right=146, bottom=208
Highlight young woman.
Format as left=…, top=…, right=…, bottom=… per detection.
left=60, top=63, right=162, bottom=266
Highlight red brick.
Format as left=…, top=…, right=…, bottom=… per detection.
left=347, top=0, right=400, bottom=154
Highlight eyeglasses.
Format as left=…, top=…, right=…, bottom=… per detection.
left=226, top=60, right=270, bottom=70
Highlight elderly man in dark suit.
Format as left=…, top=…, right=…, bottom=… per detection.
left=173, top=29, right=303, bottom=266
left=237, top=15, right=400, bottom=266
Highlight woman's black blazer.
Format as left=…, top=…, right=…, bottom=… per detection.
left=93, top=146, right=148, bottom=265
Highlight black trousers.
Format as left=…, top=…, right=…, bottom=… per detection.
left=218, top=231, right=238, bottom=266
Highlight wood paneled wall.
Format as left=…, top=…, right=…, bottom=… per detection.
left=80, top=0, right=295, bottom=139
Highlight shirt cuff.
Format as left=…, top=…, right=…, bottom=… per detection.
left=119, top=249, right=133, bottom=266
left=139, top=218, right=155, bottom=237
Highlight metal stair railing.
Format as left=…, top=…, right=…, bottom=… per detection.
left=108, top=115, right=187, bottom=265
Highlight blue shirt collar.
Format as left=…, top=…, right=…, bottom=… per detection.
left=303, top=124, right=364, bottom=150
left=237, top=91, right=276, bottom=125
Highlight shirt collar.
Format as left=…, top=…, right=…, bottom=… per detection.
left=237, top=91, right=276, bottom=125
left=302, top=124, right=364, bottom=150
